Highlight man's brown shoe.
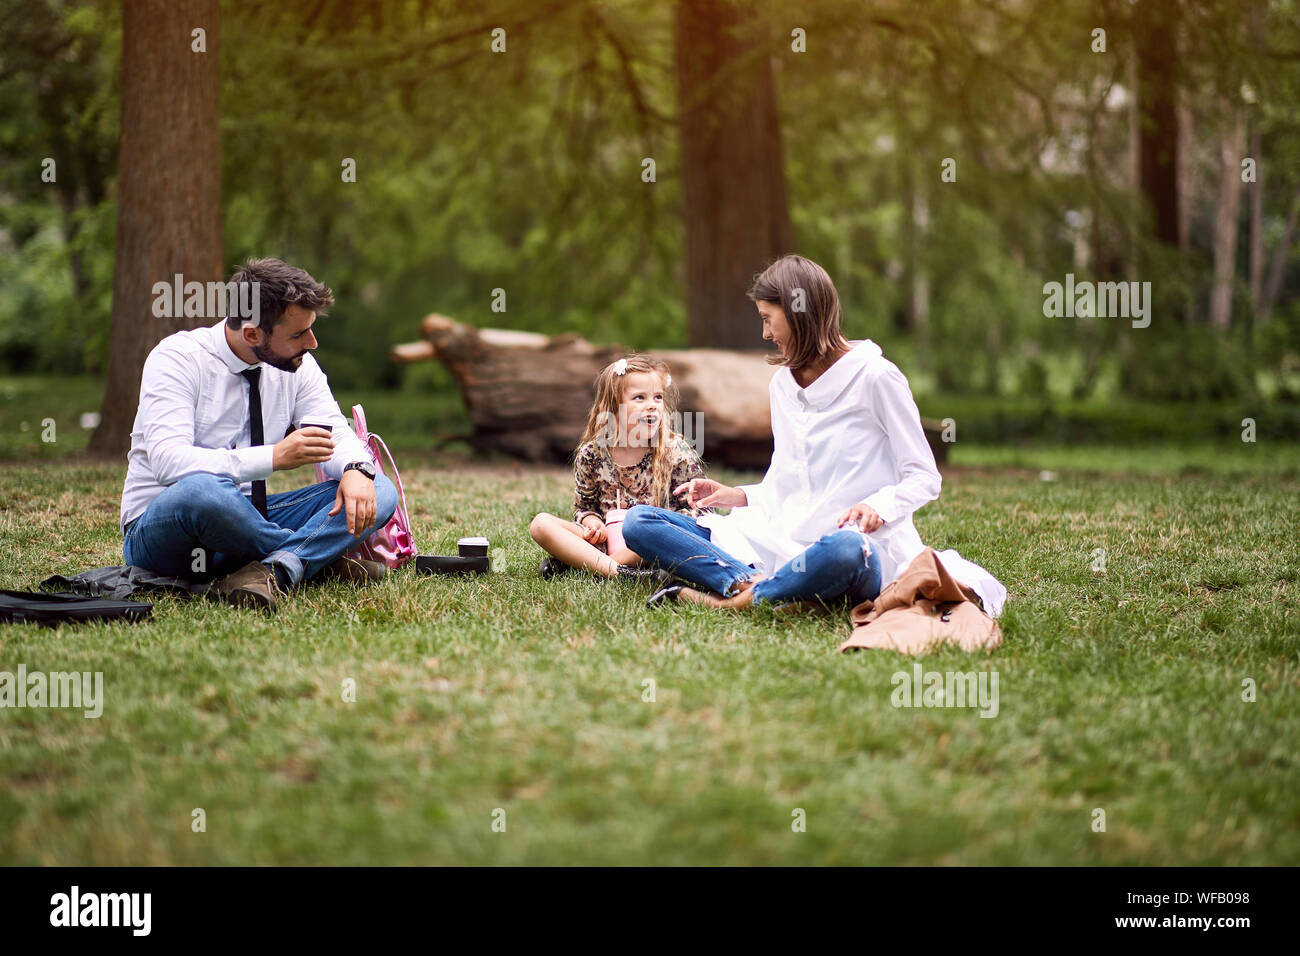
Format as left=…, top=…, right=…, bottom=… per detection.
left=320, top=555, right=386, bottom=585
left=212, top=561, right=280, bottom=613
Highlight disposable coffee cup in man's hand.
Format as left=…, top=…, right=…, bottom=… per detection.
left=296, top=420, right=335, bottom=465
left=299, top=420, right=335, bottom=446
left=298, top=419, right=333, bottom=435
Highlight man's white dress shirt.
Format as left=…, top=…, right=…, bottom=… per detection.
left=698, top=339, right=1006, bottom=616
left=120, top=320, right=369, bottom=531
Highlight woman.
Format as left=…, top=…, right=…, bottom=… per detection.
left=622, top=254, right=1003, bottom=614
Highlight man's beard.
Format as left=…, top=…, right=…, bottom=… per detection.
left=252, top=341, right=307, bottom=372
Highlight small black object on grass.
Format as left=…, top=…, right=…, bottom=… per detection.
left=416, top=537, right=491, bottom=576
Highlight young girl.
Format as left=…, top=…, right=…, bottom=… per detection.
left=529, top=354, right=711, bottom=581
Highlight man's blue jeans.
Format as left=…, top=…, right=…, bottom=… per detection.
left=621, top=505, right=882, bottom=607
left=123, top=472, right=399, bottom=586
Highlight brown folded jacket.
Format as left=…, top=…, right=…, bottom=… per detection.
left=839, top=548, right=1003, bottom=655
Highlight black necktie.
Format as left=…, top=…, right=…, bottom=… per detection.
left=239, top=367, right=268, bottom=517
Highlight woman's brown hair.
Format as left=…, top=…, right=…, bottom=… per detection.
left=748, top=254, right=850, bottom=369
left=577, top=355, right=681, bottom=510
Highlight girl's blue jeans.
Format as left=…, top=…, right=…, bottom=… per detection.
left=621, top=505, right=882, bottom=607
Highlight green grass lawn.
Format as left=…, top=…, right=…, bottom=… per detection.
left=1, top=444, right=1298, bottom=864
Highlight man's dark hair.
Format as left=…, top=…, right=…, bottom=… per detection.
left=224, top=257, right=334, bottom=332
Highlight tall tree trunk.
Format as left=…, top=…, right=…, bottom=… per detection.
left=676, top=0, right=793, bottom=349
left=1134, top=0, right=1180, bottom=257
left=56, top=194, right=89, bottom=305
left=1248, top=126, right=1264, bottom=321
left=88, top=0, right=222, bottom=457
left=1126, top=51, right=1141, bottom=279
left=1176, top=99, right=1194, bottom=253
left=1246, top=3, right=1266, bottom=327
left=901, top=154, right=930, bottom=343
left=1260, top=189, right=1300, bottom=324
left=1209, top=102, right=1245, bottom=330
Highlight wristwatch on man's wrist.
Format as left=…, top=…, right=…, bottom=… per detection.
left=343, top=460, right=376, bottom=481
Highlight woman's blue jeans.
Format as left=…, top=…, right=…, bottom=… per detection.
left=621, top=505, right=882, bottom=607
left=123, top=472, right=399, bottom=586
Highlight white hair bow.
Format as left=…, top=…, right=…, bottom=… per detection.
left=613, top=358, right=628, bottom=375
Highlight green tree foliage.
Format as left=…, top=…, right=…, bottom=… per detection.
left=2, top=0, right=1299, bottom=400
left=219, top=0, right=683, bottom=386
left=0, top=0, right=118, bottom=373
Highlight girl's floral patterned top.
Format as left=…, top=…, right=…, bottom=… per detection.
left=573, top=435, right=712, bottom=524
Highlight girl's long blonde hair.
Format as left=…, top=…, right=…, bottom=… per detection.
left=578, top=354, right=680, bottom=509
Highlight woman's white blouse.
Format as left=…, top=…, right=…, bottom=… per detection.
left=698, top=339, right=941, bottom=588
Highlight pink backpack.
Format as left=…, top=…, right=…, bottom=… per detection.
left=317, top=404, right=417, bottom=569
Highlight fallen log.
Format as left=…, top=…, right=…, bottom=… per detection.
left=391, top=314, right=948, bottom=468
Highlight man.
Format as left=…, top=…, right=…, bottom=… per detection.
left=120, top=258, right=399, bottom=613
